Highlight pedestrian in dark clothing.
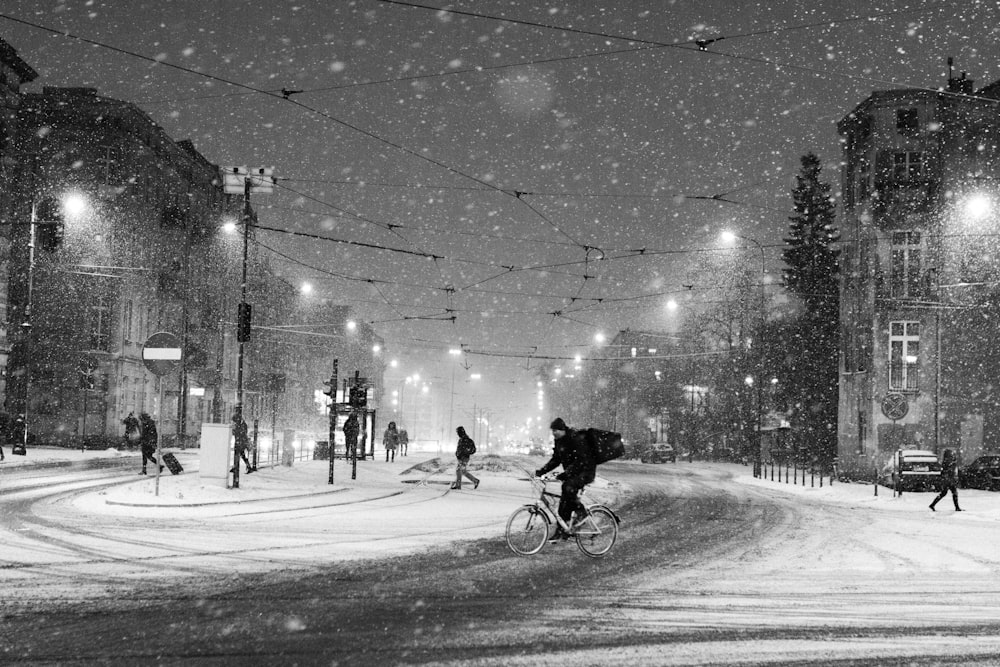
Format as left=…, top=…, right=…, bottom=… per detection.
left=383, top=421, right=399, bottom=462
left=535, top=417, right=597, bottom=539
left=122, top=412, right=141, bottom=450
left=930, top=448, right=962, bottom=512
left=138, top=412, right=163, bottom=475
left=398, top=429, right=409, bottom=456
left=451, top=426, right=479, bottom=490
left=231, top=408, right=255, bottom=474
left=343, top=413, right=360, bottom=460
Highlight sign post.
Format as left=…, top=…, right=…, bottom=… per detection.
left=141, top=332, right=182, bottom=496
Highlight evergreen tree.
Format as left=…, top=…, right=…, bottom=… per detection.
left=783, top=153, right=840, bottom=316
left=781, top=153, right=841, bottom=464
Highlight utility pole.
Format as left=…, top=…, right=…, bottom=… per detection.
left=221, top=166, right=274, bottom=490
left=324, top=360, right=339, bottom=484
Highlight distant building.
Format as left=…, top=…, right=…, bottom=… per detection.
left=0, top=38, right=37, bottom=403
left=837, top=66, right=1000, bottom=477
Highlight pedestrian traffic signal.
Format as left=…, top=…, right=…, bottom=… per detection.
left=35, top=197, right=64, bottom=252
left=322, top=375, right=336, bottom=398
left=237, top=302, right=252, bottom=342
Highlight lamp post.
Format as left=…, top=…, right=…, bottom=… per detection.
left=447, top=348, right=462, bottom=446
left=221, top=166, right=275, bottom=489
left=722, top=231, right=766, bottom=477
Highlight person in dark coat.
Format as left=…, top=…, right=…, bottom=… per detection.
left=535, top=417, right=597, bottom=538
left=383, top=421, right=399, bottom=462
left=930, top=448, right=962, bottom=512
left=451, top=425, right=479, bottom=490
left=343, top=412, right=360, bottom=460
left=138, top=412, right=163, bottom=475
left=122, top=412, right=141, bottom=450
left=231, top=408, right=255, bottom=474
left=398, top=429, right=409, bottom=457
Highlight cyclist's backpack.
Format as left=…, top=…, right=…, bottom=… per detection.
left=585, top=428, right=625, bottom=465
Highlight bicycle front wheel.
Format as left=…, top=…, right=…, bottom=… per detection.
left=505, top=505, right=550, bottom=555
left=575, top=505, right=618, bottom=558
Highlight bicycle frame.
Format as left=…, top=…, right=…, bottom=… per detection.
left=505, top=474, right=620, bottom=558
left=531, top=475, right=620, bottom=534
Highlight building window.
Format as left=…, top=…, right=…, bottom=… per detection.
left=889, top=321, right=919, bottom=392
left=89, top=296, right=111, bottom=352
left=856, top=159, right=871, bottom=202
left=122, top=299, right=133, bottom=343
left=893, top=151, right=923, bottom=181
left=896, top=108, right=919, bottom=136
left=890, top=231, right=923, bottom=298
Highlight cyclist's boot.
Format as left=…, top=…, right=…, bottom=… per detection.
left=547, top=528, right=569, bottom=543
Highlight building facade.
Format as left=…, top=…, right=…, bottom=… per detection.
left=7, top=85, right=384, bottom=448
left=837, top=70, right=1000, bottom=478
left=0, top=39, right=37, bottom=405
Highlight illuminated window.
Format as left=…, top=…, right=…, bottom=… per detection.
left=889, top=321, right=919, bottom=392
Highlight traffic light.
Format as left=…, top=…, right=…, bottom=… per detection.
left=322, top=375, right=337, bottom=399
left=349, top=385, right=367, bottom=408
left=35, top=197, right=64, bottom=252
left=237, top=302, right=252, bottom=342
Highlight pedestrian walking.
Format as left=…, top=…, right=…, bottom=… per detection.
left=138, top=412, right=163, bottom=475
left=451, top=425, right=479, bottom=490
left=122, top=412, right=141, bottom=450
left=398, top=429, right=409, bottom=456
left=383, top=421, right=399, bottom=462
left=231, top=408, right=255, bottom=474
left=930, top=448, right=962, bottom=512
left=343, top=412, right=360, bottom=460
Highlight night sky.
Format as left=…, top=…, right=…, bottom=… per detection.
left=3, top=1, right=999, bottom=428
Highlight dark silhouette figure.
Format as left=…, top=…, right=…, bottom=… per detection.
left=122, top=412, right=141, bottom=449
left=383, top=421, right=399, bottom=462
left=398, top=429, right=409, bottom=457
left=343, top=412, right=360, bottom=460
left=231, top=408, right=255, bottom=474
left=451, top=426, right=479, bottom=490
left=535, top=417, right=597, bottom=539
left=930, top=448, right=962, bottom=512
left=138, top=412, right=163, bottom=475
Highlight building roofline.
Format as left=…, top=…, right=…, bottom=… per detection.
left=0, top=38, right=38, bottom=83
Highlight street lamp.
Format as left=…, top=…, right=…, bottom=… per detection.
left=721, top=230, right=767, bottom=477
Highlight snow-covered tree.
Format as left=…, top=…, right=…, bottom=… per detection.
left=780, top=153, right=841, bottom=464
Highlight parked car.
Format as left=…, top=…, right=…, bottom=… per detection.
left=880, top=449, right=941, bottom=491
left=640, top=442, right=676, bottom=463
left=958, top=455, right=1000, bottom=490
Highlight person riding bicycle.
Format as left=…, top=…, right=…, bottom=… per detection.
left=535, top=417, right=596, bottom=540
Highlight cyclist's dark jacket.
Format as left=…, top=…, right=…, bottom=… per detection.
left=538, top=427, right=596, bottom=484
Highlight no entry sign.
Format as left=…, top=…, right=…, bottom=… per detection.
left=142, top=331, right=182, bottom=377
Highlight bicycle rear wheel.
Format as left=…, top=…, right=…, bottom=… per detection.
left=575, top=505, right=618, bottom=558
left=505, top=505, right=550, bottom=555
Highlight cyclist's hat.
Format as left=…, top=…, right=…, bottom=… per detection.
left=549, top=418, right=568, bottom=431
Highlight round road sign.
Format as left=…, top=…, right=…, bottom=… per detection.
left=142, top=331, right=182, bottom=377
left=881, top=392, right=909, bottom=420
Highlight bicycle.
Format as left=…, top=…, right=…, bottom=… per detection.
left=505, top=474, right=620, bottom=558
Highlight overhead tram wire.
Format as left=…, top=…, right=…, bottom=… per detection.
left=123, top=3, right=953, bottom=109
left=0, top=14, right=589, bottom=255
left=371, top=0, right=967, bottom=99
